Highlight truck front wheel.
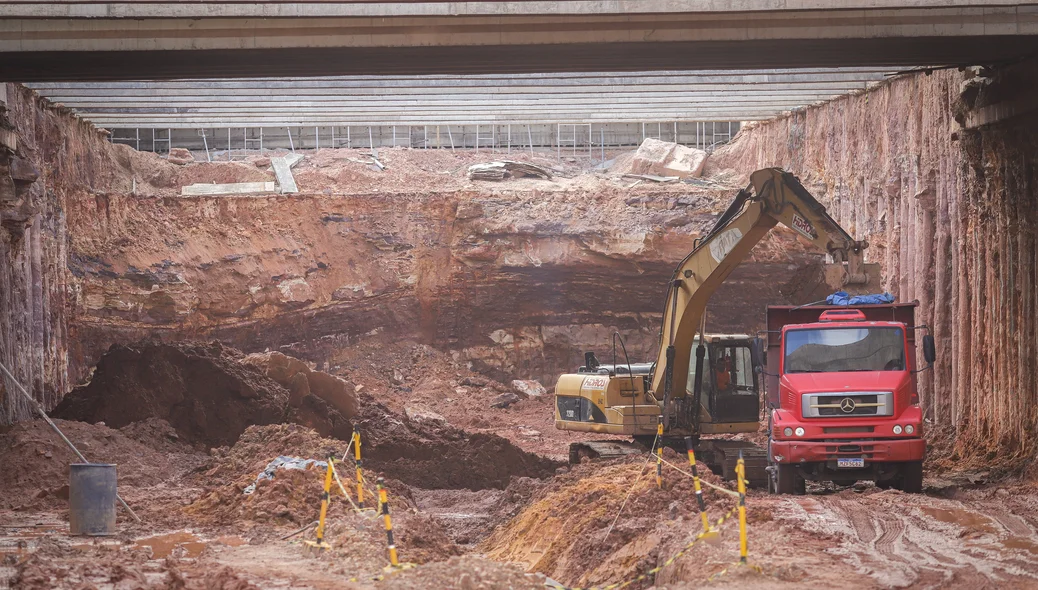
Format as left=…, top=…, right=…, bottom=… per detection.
left=899, top=461, right=923, bottom=493
left=775, top=463, right=805, bottom=495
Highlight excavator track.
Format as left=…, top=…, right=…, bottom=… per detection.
left=568, top=441, right=647, bottom=464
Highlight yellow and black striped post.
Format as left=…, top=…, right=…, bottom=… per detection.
left=315, top=456, right=334, bottom=549
left=376, top=477, right=399, bottom=567
left=737, top=451, right=748, bottom=565
left=655, top=423, right=664, bottom=489
left=353, top=431, right=365, bottom=509
left=684, top=436, right=711, bottom=534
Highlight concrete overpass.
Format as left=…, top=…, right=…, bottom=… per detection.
left=2, top=1, right=1038, bottom=80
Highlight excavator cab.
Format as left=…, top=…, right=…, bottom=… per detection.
left=688, top=335, right=760, bottom=426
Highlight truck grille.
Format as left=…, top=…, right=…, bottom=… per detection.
left=818, top=394, right=879, bottom=416
left=801, top=392, right=893, bottom=418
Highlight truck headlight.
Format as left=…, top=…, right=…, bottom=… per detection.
left=783, top=427, right=793, bottom=437
left=794, top=427, right=805, bottom=437
left=905, top=424, right=915, bottom=435
left=893, top=425, right=903, bottom=435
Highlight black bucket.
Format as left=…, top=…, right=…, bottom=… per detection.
left=69, top=463, right=117, bottom=535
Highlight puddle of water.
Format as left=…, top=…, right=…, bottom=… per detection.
left=214, top=535, right=247, bottom=548
left=135, top=532, right=207, bottom=558
left=133, top=532, right=247, bottom=558
left=1001, top=536, right=1038, bottom=555
left=920, top=506, right=998, bottom=534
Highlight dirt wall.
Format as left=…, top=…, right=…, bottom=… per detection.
left=707, top=64, right=1038, bottom=468
left=0, top=84, right=131, bottom=422
left=64, top=153, right=820, bottom=389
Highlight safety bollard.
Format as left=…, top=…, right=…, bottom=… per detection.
left=354, top=431, right=365, bottom=509
left=377, top=477, right=399, bottom=567
left=656, top=423, right=664, bottom=489
left=684, top=437, right=711, bottom=534
left=310, top=457, right=334, bottom=553
left=737, top=451, right=748, bottom=565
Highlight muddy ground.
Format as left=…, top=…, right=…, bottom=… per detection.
left=2, top=341, right=1038, bottom=590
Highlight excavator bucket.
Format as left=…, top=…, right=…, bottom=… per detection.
left=781, top=261, right=883, bottom=306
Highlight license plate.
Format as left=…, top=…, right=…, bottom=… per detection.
left=837, top=458, right=865, bottom=468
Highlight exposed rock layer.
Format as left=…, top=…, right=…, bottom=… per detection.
left=64, top=162, right=817, bottom=389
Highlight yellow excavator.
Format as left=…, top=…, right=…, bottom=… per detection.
left=554, top=168, right=878, bottom=484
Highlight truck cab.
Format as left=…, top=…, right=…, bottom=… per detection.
left=763, top=303, right=934, bottom=493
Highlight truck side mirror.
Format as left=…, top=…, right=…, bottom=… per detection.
left=922, top=335, right=936, bottom=365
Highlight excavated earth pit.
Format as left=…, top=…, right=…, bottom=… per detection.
left=3, top=80, right=1038, bottom=587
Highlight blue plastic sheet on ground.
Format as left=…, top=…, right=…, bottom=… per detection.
left=826, top=291, right=896, bottom=306
left=243, top=456, right=328, bottom=495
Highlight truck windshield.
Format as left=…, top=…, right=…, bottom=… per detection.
left=784, top=327, right=905, bottom=373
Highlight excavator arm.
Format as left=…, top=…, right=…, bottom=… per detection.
left=651, top=168, right=872, bottom=428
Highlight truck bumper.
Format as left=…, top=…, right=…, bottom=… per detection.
left=770, top=437, right=925, bottom=464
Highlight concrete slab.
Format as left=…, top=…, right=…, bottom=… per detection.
left=181, top=181, right=275, bottom=196
left=271, top=157, right=298, bottom=194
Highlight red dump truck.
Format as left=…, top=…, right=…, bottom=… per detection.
left=760, top=302, right=935, bottom=494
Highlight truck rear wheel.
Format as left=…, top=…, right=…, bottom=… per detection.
left=775, top=463, right=804, bottom=495
left=899, top=461, right=923, bottom=493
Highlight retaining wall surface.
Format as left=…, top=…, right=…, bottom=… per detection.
left=707, top=67, right=1038, bottom=466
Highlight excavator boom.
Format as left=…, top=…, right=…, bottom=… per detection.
left=652, top=168, right=872, bottom=428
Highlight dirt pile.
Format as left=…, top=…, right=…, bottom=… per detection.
left=243, top=350, right=359, bottom=440
left=51, top=341, right=288, bottom=446
left=482, top=456, right=753, bottom=588
left=356, top=393, right=561, bottom=490
left=186, top=423, right=356, bottom=527
left=326, top=339, right=600, bottom=461
left=184, top=422, right=460, bottom=564
left=0, top=418, right=200, bottom=509
left=51, top=342, right=361, bottom=447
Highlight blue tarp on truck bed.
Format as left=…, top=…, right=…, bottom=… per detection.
left=826, top=291, right=896, bottom=306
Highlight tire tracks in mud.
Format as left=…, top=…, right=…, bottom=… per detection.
left=777, top=491, right=1038, bottom=589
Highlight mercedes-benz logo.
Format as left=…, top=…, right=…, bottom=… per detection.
left=840, top=397, right=857, bottom=413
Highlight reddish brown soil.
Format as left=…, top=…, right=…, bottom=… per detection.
left=355, top=393, right=560, bottom=490
left=0, top=418, right=204, bottom=510
left=484, top=455, right=1038, bottom=590
left=482, top=453, right=738, bottom=587
left=12, top=537, right=261, bottom=590
left=323, top=339, right=602, bottom=461
left=374, top=555, right=545, bottom=590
